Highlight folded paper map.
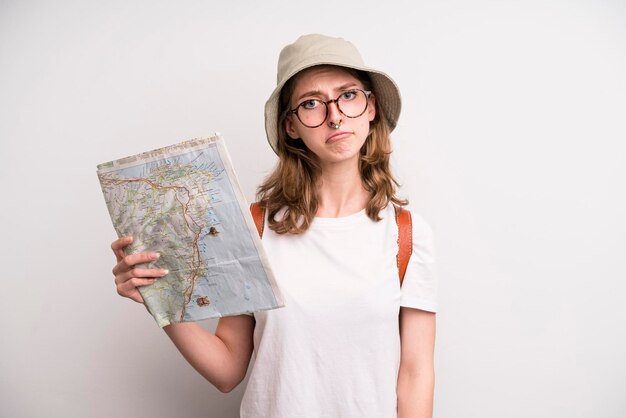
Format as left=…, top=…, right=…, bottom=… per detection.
left=97, top=133, right=284, bottom=327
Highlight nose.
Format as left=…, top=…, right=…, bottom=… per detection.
left=326, top=99, right=342, bottom=124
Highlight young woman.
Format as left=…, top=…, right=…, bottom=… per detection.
left=110, top=34, right=438, bottom=418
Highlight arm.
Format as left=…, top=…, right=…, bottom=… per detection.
left=163, top=315, right=255, bottom=393
left=397, top=307, right=436, bottom=418
left=111, top=236, right=255, bottom=393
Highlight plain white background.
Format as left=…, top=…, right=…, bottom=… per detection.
left=1, top=0, right=625, bottom=417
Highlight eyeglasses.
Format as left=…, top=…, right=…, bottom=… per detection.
left=287, top=89, right=372, bottom=128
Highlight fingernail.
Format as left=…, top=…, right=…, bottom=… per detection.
left=154, top=253, right=161, bottom=259
left=161, top=269, right=169, bottom=275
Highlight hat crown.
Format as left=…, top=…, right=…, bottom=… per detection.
left=277, top=34, right=365, bottom=85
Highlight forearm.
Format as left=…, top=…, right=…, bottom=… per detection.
left=397, top=368, right=435, bottom=418
left=163, top=322, right=239, bottom=392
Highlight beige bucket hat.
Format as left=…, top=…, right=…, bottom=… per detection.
left=264, top=34, right=402, bottom=154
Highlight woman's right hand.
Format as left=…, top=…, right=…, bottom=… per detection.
left=110, top=236, right=169, bottom=303
left=110, top=236, right=255, bottom=392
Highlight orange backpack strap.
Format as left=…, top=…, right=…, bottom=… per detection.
left=250, top=202, right=266, bottom=238
left=394, top=205, right=413, bottom=286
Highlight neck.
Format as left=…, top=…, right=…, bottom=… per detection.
left=315, top=159, right=369, bottom=218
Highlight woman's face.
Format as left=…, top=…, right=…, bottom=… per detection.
left=284, top=65, right=376, bottom=167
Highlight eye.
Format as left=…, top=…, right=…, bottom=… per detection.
left=340, top=90, right=358, bottom=101
left=300, top=99, right=321, bottom=110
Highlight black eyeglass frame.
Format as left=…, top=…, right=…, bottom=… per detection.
left=287, top=89, right=373, bottom=128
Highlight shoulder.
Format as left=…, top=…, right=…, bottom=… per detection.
left=397, top=206, right=435, bottom=260
left=397, top=205, right=438, bottom=312
left=389, top=205, right=435, bottom=246
left=410, top=210, right=435, bottom=253
left=393, top=205, right=432, bottom=235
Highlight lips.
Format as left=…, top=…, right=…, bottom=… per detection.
left=326, top=131, right=352, bottom=143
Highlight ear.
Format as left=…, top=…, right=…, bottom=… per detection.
left=367, top=94, right=376, bottom=122
left=284, top=114, right=299, bottom=140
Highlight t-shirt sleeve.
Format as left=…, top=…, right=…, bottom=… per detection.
left=400, top=211, right=438, bottom=312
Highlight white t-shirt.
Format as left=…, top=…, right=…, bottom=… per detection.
left=240, top=204, right=438, bottom=418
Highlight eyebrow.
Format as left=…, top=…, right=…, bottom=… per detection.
left=295, top=83, right=360, bottom=102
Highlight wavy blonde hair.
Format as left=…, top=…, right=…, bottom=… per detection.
left=256, top=66, right=407, bottom=234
